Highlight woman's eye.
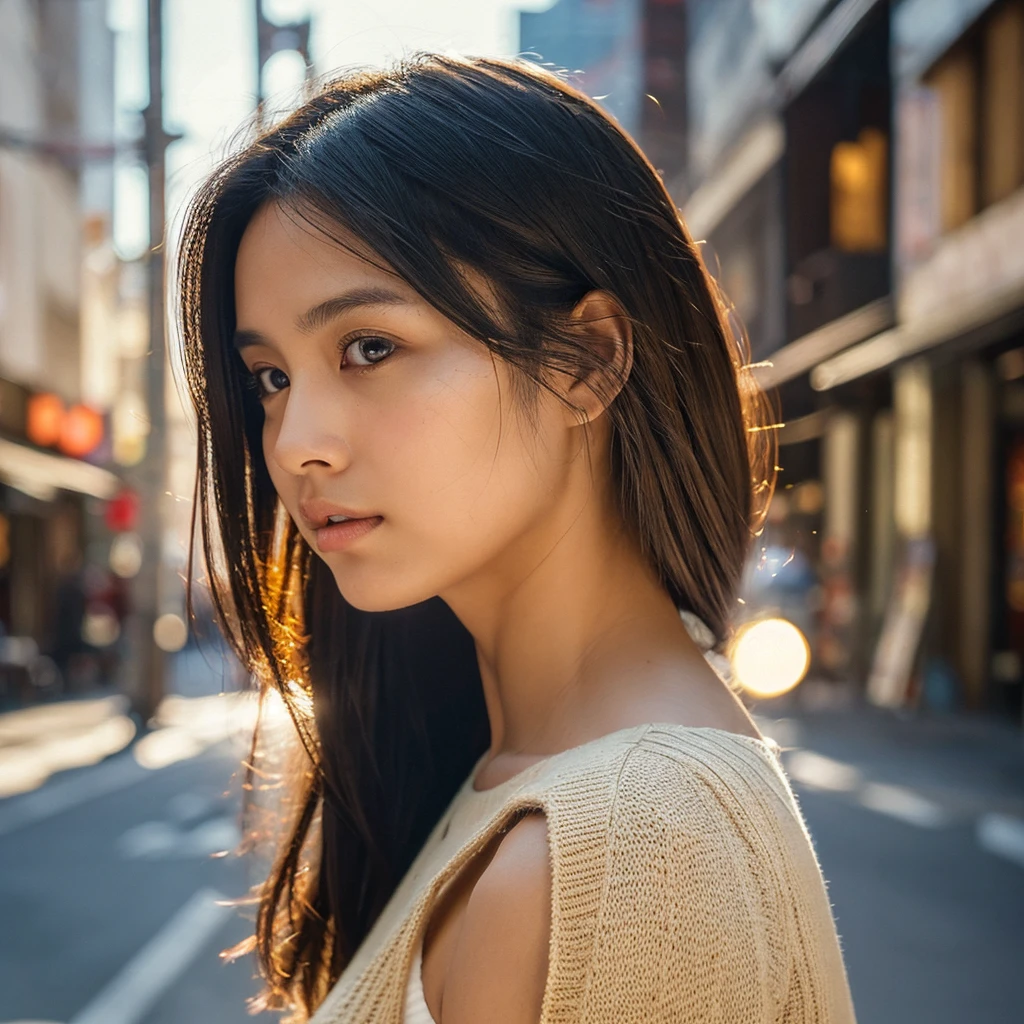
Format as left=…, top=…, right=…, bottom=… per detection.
left=254, top=366, right=290, bottom=396
left=345, top=336, right=396, bottom=368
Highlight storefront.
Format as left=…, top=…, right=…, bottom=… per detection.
left=806, top=0, right=1024, bottom=720
left=0, top=378, right=119, bottom=705
left=731, top=0, right=895, bottom=686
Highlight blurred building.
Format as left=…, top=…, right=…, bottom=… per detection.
left=853, top=0, right=1024, bottom=724
left=680, top=0, right=1024, bottom=725
left=683, top=0, right=892, bottom=693
left=0, top=0, right=123, bottom=702
left=519, top=0, right=688, bottom=187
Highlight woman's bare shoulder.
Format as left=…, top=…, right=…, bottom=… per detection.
left=441, top=811, right=551, bottom=1024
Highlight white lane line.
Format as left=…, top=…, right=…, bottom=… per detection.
left=976, top=813, right=1024, bottom=869
left=0, top=754, right=149, bottom=838
left=857, top=781, right=949, bottom=828
left=116, top=816, right=242, bottom=860
left=68, top=888, right=232, bottom=1024
left=785, top=749, right=862, bottom=792
left=783, top=749, right=948, bottom=828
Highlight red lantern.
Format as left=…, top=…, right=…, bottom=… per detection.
left=105, top=489, right=139, bottom=532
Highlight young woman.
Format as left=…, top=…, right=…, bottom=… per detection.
left=178, top=54, right=857, bottom=1024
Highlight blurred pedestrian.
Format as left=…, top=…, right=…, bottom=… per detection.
left=49, top=552, right=87, bottom=692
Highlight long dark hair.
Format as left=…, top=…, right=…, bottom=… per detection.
left=177, top=53, right=775, bottom=1021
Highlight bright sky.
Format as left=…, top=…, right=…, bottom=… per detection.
left=110, top=0, right=553, bottom=258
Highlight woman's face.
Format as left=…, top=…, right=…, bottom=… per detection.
left=233, top=202, right=587, bottom=613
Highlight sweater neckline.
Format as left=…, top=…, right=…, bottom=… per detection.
left=464, top=722, right=781, bottom=798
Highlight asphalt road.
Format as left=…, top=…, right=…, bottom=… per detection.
left=1, top=699, right=1022, bottom=1024
left=770, top=704, right=1024, bottom=1024
left=0, top=744, right=263, bottom=1024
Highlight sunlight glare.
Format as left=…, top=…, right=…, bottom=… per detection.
left=730, top=617, right=811, bottom=698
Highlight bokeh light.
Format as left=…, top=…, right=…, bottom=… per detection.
left=153, top=612, right=188, bottom=653
left=730, top=617, right=811, bottom=698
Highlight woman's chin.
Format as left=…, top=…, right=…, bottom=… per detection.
left=329, top=569, right=437, bottom=614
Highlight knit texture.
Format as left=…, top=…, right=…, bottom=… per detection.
left=309, top=723, right=858, bottom=1024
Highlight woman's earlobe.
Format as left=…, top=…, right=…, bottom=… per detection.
left=566, top=290, right=634, bottom=423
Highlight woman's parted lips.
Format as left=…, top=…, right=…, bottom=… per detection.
left=298, top=497, right=382, bottom=530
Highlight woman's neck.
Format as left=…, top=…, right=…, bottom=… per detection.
left=441, top=489, right=717, bottom=762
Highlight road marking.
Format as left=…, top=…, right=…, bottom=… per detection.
left=783, top=749, right=948, bottom=828
left=785, top=749, right=862, bottom=791
left=116, top=816, right=241, bottom=860
left=857, top=781, right=949, bottom=828
left=68, top=888, right=232, bottom=1024
left=976, top=813, right=1024, bottom=869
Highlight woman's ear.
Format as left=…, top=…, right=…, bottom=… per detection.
left=562, top=290, right=634, bottom=425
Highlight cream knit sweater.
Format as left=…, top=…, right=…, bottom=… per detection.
left=309, top=723, right=858, bottom=1024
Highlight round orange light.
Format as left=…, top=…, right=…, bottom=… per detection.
left=59, top=404, right=104, bottom=458
left=26, top=393, right=64, bottom=447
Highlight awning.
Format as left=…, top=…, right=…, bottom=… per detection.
left=776, top=0, right=887, bottom=102
left=778, top=409, right=830, bottom=446
left=0, top=436, right=119, bottom=502
left=682, top=119, right=784, bottom=239
left=753, top=297, right=894, bottom=390
left=812, top=280, right=1024, bottom=391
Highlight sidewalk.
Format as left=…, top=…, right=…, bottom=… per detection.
left=0, top=646, right=254, bottom=802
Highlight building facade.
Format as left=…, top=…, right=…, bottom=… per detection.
left=0, top=0, right=122, bottom=701
left=684, top=0, right=1024, bottom=725
left=691, top=0, right=895, bottom=694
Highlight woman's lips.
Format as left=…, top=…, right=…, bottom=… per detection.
left=315, top=515, right=383, bottom=553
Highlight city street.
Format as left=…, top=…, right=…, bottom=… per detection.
left=764, top=697, right=1024, bottom=1024
left=1, top=689, right=1023, bottom=1024
left=3, top=0, right=1024, bottom=1021
left=0, top=741, right=262, bottom=1024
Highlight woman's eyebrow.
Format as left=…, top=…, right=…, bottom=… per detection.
left=233, top=286, right=413, bottom=350
left=295, top=286, right=413, bottom=334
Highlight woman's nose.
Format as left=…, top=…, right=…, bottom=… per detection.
left=270, top=385, right=351, bottom=476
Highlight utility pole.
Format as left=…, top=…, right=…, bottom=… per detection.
left=125, top=0, right=178, bottom=722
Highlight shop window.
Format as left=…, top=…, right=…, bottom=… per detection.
left=830, top=127, right=888, bottom=251
left=926, top=45, right=977, bottom=232
left=925, top=0, right=1024, bottom=233
left=782, top=4, right=891, bottom=341
left=983, top=1, right=1024, bottom=206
